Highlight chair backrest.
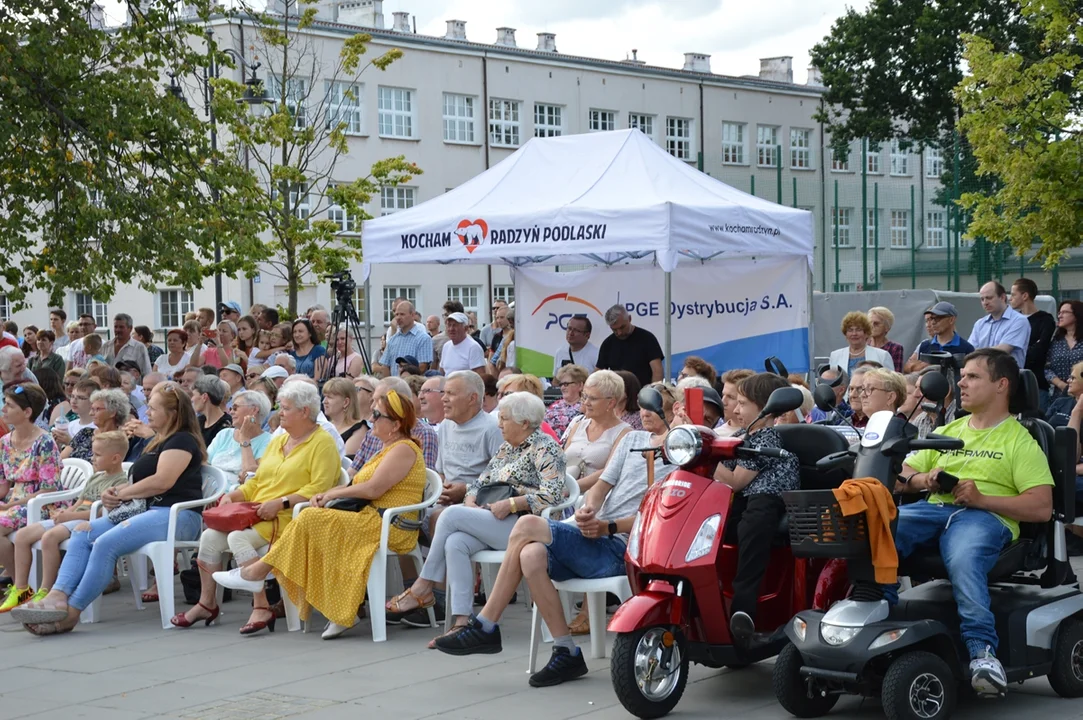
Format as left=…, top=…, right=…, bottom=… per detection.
left=774, top=424, right=850, bottom=490
left=341, top=457, right=351, bottom=471
left=563, top=472, right=581, bottom=507
left=59, top=458, right=93, bottom=490
left=199, top=466, right=230, bottom=499
left=423, top=469, right=442, bottom=505
left=122, top=461, right=133, bottom=478
left=338, top=468, right=351, bottom=487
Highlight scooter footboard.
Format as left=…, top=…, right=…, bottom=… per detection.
left=608, top=590, right=679, bottom=633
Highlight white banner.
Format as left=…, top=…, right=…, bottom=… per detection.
left=515, top=258, right=810, bottom=378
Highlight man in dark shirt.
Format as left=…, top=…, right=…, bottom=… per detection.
left=595, top=305, right=663, bottom=387
left=1010, top=278, right=1056, bottom=411
left=904, top=302, right=976, bottom=372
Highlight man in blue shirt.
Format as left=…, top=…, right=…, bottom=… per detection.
left=905, top=302, right=975, bottom=372
left=377, top=301, right=432, bottom=375
left=969, top=282, right=1031, bottom=368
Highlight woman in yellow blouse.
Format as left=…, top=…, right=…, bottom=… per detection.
left=215, top=388, right=426, bottom=640
left=170, top=382, right=340, bottom=635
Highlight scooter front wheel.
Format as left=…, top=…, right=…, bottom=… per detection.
left=773, top=642, right=839, bottom=718
left=881, top=651, right=957, bottom=720
left=611, top=626, right=689, bottom=719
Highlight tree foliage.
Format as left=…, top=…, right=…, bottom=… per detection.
left=214, top=0, right=421, bottom=316
left=0, top=0, right=263, bottom=309
left=957, top=0, right=1082, bottom=265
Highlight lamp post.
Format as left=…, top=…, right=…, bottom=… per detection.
left=167, top=31, right=271, bottom=313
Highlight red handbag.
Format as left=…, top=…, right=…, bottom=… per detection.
left=203, top=502, right=262, bottom=533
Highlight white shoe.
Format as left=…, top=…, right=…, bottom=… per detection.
left=322, top=620, right=354, bottom=640
left=969, top=647, right=1007, bottom=696
left=212, top=568, right=265, bottom=594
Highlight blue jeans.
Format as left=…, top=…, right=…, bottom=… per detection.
left=53, top=507, right=202, bottom=611
left=887, top=502, right=1012, bottom=659
left=545, top=519, right=627, bottom=582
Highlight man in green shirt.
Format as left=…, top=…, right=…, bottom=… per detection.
left=898, top=348, right=1054, bottom=697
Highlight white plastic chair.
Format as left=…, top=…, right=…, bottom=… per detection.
left=280, top=468, right=442, bottom=641
left=25, top=458, right=93, bottom=590
left=453, top=473, right=581, bottom=630
left=528, top=574, right=633, bottom=671
left=121, top=466, right=229, bottom=629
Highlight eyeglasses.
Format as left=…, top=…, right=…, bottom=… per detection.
left=580, top=393, right=608, bottom=403
left=558, top=382, right=580, bottom=389
left=420, top=388, right=444, bottom=396
left=498, top=390, right=515, bottom=399
left=371, top=409, right=386, bottom=422
left=355, top=385, right=374, bottom=394
left=566, top=327, right=587, bottom=335
left=246, top=373, right=261, bottom=380
left=63, top=380, right=78, bottom=387
left=72, top=395, right=91, bottom=402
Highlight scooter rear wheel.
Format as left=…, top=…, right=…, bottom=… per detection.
left=1048, top=617, right=1083, bottom=698
left=611, top=627, right=689, bottom=719
left=773, top=642, right=839, bottom=718
left=881, top=651, right=957, bottom=720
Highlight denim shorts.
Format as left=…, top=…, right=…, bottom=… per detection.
left=545, top=519, right=627, bottom=582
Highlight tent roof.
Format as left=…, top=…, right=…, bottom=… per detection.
left=362, top=129, right=813, bottom=272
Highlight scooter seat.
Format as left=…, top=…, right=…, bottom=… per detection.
left=899, top=539, right=1031, bottom=582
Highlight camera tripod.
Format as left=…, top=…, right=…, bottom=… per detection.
left=321, top=286, right=372, bottom=383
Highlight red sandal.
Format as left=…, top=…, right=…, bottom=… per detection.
left=170, top=602, right=219, bottom=628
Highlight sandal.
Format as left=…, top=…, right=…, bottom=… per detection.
left=141, top=590, right=159, bottom=603
left=386, top=587, right=435, bottom=615
left=428, top=623, right=469, bottom=649
left=568, top=605, right=590, bottom=636
left=24, top=621, right=65, bottom=636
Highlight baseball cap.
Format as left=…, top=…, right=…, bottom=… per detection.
left=446, top=312, right=469, bottom=326
left=701, top=387, right=723, bottom=411
left=924, top=301, right=958, bottom=318
left=395, top=355, right=419, bottom=366
left=260, top=365, right=289, bottom=380
left=115, top=360, right=141, bottom=373
left=219, top=300, right=242, bottom=314
left=222, top=363, right=245, bottom=378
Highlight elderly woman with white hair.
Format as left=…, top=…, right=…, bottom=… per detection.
left=0, top=345, right=31, bottom=389
left=206, top=390, right=274, bottom=483
left=172, top=381, right=340, bottom=635
left=563, top=370, right=630, bottom=491
left=775, top=384, right=815, bottom=425
left=868, top=306, right=904, bottom=372
left=60, top=388, right=130, bottom=461
left=386, top=390, right=566, bottom=644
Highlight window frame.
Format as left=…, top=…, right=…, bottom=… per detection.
left=377, top=86, right=417, bottom=139
left=492, top=285, right=515, bottom=306
left=890, top=210, right=910, bottom=249
left=926, top=211, right=946, bottom=248
left=382, top=286, right=418, bottom=326
left=326, top=182, right=358, bottom=234
left=157, top=289, right=194, bottom=329
left=325, top=80, right=363, bottom=135
left=446, top=285, right=481, bottom=317
left=488, top=98, right=522, bottom=148
left=866, top=208, right=880, bottom=248
left=925, top=147, right=944, bottom=178
left=442, top=92, right=478, bottom=145
left=73, top=292, right=109, bottom=328
left=628, top=113, right=655, bottom=141
left=790, top=128, right=812, bottom=170
left=380, top=186, right=416, bottom=216
left=831, top=207, right=853, bottom=248
left=756, top=125, right=779, bottom=168
left=865, top=141, right=882, bottom=174
left=268, top=75, right=308, bottom=130
left=721, top=121, right=746, bottom=165
left=890, top=139, right=910, bottom=176
left=534, top=102, right=564, bottom=138
left=588, top=109, right=616, bottom=133
left=665, top=116, right=694, bottom=161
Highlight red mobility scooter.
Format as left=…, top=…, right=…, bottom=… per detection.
left=609, top=385, right=855, bottom=718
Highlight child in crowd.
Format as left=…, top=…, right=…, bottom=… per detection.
left=712, top=372, right=800, bottom=649
left=82, top=333, right=106, bottom=366
left=0, top=431, right=129, bottom=612
left=247, top=330, right=274, bottom=371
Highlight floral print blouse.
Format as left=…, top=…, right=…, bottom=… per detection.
left=1045, top=336, right=1083, bottom=399
left=0, top=432, right=62, bottom=530
left=621, top=410, right=644, bottom=431
left=67, top=427, right=95, bottom=461
left=467, top=428, right=566, bottom=514
left=545, top=399, right=581, bottom=440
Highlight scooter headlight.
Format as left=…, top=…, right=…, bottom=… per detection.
left=627, top=512, right=643, bottom=562
left=664, top=426, right=703, bottom=467
left=684, top=514, right=721, bottom=562
left=868, top=627, right=907, bottom=651
left=792, top=617, right=807, bottom=642
left=820, top=622, right=861, bottom=646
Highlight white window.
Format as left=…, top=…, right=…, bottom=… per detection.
left=377, top=86, right=415, bottom=139
left=353, top=286, right=368, bottom=327
left=757, top=125, right=779, bottom=167
left=327, top=183, right=357, bottom=233
left=890, top=140, right=909, bottom=175
left=290, top=183, right=309, bottom=220
left=925, top=146, right=944, bottom=178
left=489, top=99, right=521, bottom=147
left=325, top=81, right=362, bottom=135
left=447, top=286, right=480, bottom=316
left=268, top=76, right=307, bottom=129
left=926, top=211, right=946, bottom=248
left=721, top=122, right=745, bottom=165
left=492, top=285, right=515, bottom=305
left=158, top=289, right=193, bottom=329
left=74, top=292, right=109, bottom=327
left=665, top=117, right=693, bottom=160
left=380, top=186, right=416, bottom=216
left=442, top=93, right=476, bottom=144
left=0, top=294, right=9, bottom=321
left=628, top=113, right=654, bottom=140
left=865, top=141, right=882, bottom=174
left=866, top=209, right=879, bottom=247
left=588, top=110, right=616, bottom=132
left=534, top=103, right=563, bottom=137
left=382, top=287, right=417, bottom=325
left=834, top=283, right=856, bottom=292
left=890, top=210, right=910, bottom=248
left=831, top=142, right=851, bottom=171
left=790, top=128, right=812, bottom=169
left=832, top=208, right=852, bottom=247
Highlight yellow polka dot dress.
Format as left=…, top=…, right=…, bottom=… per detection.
left=263, top=439, right=425, bottom=627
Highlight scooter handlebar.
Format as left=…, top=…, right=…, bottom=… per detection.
left=906, top=432, right=964, bottom=452
left=739, top=446, right=793, bottom=460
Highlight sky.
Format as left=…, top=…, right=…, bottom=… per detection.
left=100, top=0, right=869, bottom=83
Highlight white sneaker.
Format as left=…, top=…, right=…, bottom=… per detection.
left=969, top=647, right=1007, bottom=696
left=322, top=620, right=354, bottom=640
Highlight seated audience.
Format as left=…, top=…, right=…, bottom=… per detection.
left=677, top=356, right=717, bottom=386
left=858, top=368, right=909, bottom=420
left=61, top=389, right=129, bottom=461
left=34, top=368, right=67, bottom=432
left=615, top=370, right=644, bottom=430
left=563, top=370, right=630, bottom=491
left=191, top=374, right=232, bottom=447
left=775, top=384, right=815, bottom=425
left=30, top=330, right=65, bottom=378
left=289, top=319, right=326, bottom=378
left=1047, top=360, right=1083, bottom=429
left=350, top=377, right=437, bottom=474
left=206, top=391, right=273, bottom=484
left=545, top=364, right=587, bottom=439
left=271, top=376, right=345, bottom=455
left=915, top=365, right=957, bottom=438
left=51, top=378, right=100, bottom=449
left=496, top=373, right=560, bottom=441
left=323, top=377, right=367, bottom=459
left=419, top=376, right=446, bottom=426
left=481, top=373, right=499, bottom=414
left=717, top=369, right=756, bottom=437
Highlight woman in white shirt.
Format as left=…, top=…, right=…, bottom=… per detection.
left=154, top=328, right=192, bottom=380
left=207, top=391, right=273, bottom=484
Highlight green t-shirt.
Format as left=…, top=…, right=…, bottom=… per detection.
left=74, top=470, right=128, bottom=507
left=906, top=415, right=1054, bottom=540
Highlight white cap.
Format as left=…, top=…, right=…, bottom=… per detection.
left=446, top=312, right=469, bottom=326
left=260, top=365, right=289, bottom=380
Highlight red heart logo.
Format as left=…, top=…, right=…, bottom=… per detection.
left=454, top=219, right=488, bottom=254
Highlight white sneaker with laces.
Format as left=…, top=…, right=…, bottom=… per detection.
left=322, top=620, right=354, bottom=640
left=969, top=647, right=1007, bottom=696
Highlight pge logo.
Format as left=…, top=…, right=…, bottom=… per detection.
left=454, top=218, right=487, bottom=254
left=531, top=293, right=604, bottom=331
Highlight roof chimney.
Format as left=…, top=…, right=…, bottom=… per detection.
left=536, top=32, right=557, bottom=52
left=682, top=53, right=711, bottom=73
left=392, top=11, right=411, bottom=32
left=87, top=2, right=106, bottom=28
left=621, top=48, right=646, bottom=66
left=444, top=19, right=466, bottom=40
left=337, top=0, right=385, bottom=28
left=806, top=65, right=823, bottom=86
left=759, top=56, right=794, bottom=83
left=495, top=27, right=517, bottom=47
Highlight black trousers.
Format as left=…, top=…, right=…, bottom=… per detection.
left=725, top=493, right=786, bottom=619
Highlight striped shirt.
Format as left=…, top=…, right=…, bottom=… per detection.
left=381, top=324, right=433, bottom=366
left=351, top=419, right=438, bottom=473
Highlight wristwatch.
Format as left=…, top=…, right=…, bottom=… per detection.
left=607, top=521, right=619, bottom=536
left=240, top=440, right=252, bottom=448
left=281, top=497, right=291, bottom=509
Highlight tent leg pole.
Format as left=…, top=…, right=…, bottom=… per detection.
left=807, top=265, right=814, bottom=380
left=664, top=271, right=672, bottom=381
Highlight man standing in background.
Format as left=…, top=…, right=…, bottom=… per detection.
left=1010, top=278, right=1056, bottom=411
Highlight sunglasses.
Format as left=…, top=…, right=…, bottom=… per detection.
left=246, top=373, right=261, bottom=380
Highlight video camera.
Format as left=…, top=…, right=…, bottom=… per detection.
left=327, top=270, right=356, bottom=301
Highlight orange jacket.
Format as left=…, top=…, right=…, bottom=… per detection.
left=832, top=478, right=898, bottom=584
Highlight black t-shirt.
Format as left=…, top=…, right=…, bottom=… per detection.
left=596, top=326, right=664, bottom=387
left=489, top=330, right=504, bottom=354
left=1025, top=310, right=1056, bottom=390
left=200, top=413, right=233, bottom=448
left=131, top=432, right=204, bottom=509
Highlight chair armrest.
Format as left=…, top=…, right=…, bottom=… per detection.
left=292, top=502, right=310, bottom=518
left=27, top=487, right=85, bottom=525
left=166, top=487, right=226, bottom=546
left=89, top=500, right=104, bottom=520
left=377, top=490, right=440, bottom=552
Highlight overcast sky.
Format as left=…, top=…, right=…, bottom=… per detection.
left=101, top=0, right=868, bottom=83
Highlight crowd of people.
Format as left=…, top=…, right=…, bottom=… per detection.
left=0, top=278, right=1075, bottom=694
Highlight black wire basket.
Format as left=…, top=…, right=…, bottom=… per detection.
left=782, top=489, right=871, bottom=559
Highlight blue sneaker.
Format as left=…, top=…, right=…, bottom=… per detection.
left=433, top=615, right=502, bottom=656
left=529, top=646, right=588, bottom=687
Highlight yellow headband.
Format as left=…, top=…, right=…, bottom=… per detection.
left=385, top=389, right=405, bottom=418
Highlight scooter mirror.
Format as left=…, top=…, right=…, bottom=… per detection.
left=637, top=387, right=665, bottom=418
left=813, top=383, right=837, bottom=412
left=919, top=372, right=950, bottom=404
left=761, top=386, right=805, bottom=417
left=765, top=356, right=789, bottom=377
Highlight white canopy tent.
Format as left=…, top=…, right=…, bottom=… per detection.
left=362, top=129, right=815, bottom=374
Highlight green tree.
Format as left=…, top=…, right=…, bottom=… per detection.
left=213, top=0, right=421, bottom=316
left=957, top=0, right=1082, bottom=265
left=0, top=0, right=263, bottom=309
